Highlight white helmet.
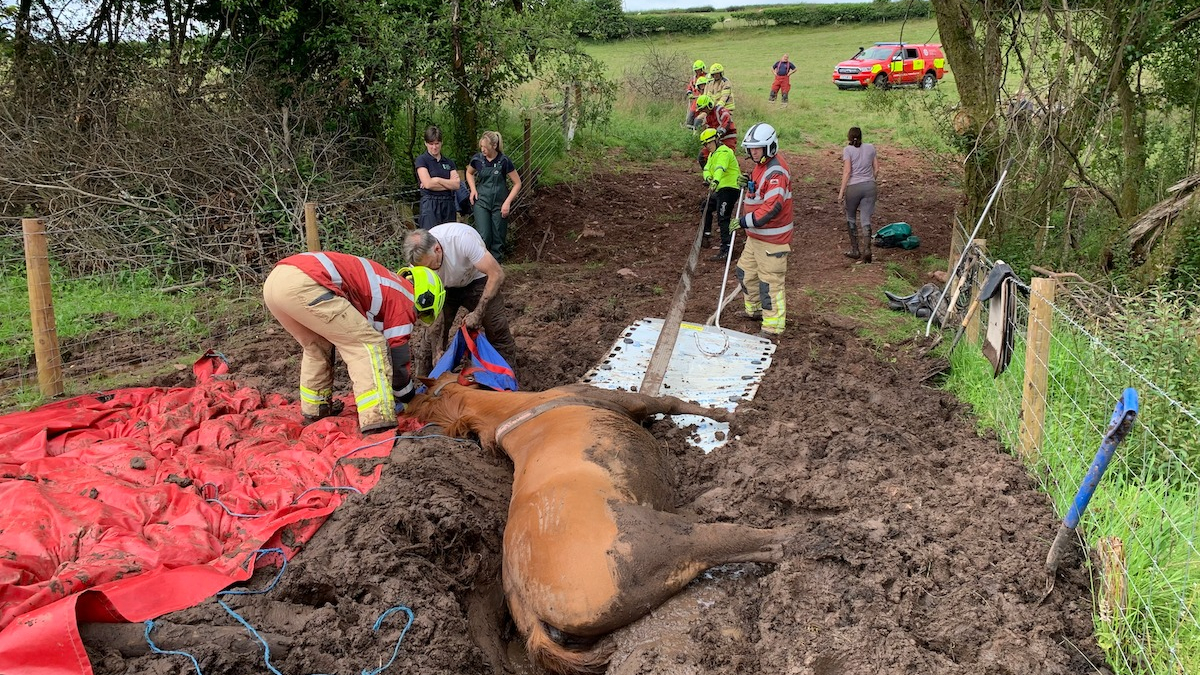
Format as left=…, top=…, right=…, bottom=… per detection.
left=742, top=123, right=778, bottom=162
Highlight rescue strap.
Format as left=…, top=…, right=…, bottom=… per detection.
left=495, top=396, right=630, bottom=446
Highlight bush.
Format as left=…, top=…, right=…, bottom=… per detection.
left=731, top=1, right=932, bottom=28
left=627, top=14, right=716, bottom=36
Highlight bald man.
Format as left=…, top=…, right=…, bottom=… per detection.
left=769, top=55, right=797, bottom=106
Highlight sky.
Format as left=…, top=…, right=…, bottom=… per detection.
left=624, top=0, right=869, bottom=11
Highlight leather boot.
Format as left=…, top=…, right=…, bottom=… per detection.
left=843, top=222, right=860, bottom=259
left=860, top=226, right=873, bottom=263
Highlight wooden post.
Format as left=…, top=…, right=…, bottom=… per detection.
left=640, top=209, right=709, bottom=396
left=1018, top=277, right=1055, bottom=461
left=523, top=117, right=532, bottom=181
left=947, top=217, right=964, bottom=278
left=22, top=218, right=64, bottom=398
left=966, top=239, right=986, bottom=346
left=304, top=202, right=320, bottom=252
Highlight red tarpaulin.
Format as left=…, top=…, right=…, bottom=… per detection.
left=0, top=353, right=411, bottom=675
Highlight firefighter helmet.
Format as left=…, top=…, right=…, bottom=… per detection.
left=693, top=59, right=706, bottom=71
left=699, top=128, right=719, bottom=145
left=695, top=95, right=714, bottom=110
left=398, top=266, right=446, bottom=325
left=708, top=63, right=724, bottom=76
left=695, top=76, right=708, bottom=88
left=742, top=123, right=779, bottom=162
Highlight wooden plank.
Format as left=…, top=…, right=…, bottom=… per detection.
left=304, top=202, right=320, bottom=252
left=640, top=206, right=709, bottom=396
left=966, top=239, right=987, bottom=346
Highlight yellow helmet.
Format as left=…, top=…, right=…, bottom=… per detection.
left=695, top=76, right=708, bottom=88
left=708, top=63, right=724, bottom=75
left=398, top=266, right=445, bottom=325
left=699, top=128, right=719, bottom=145
left=695, top=94, right=714, bottom=110
left=693, top=59, right=706, bottom=71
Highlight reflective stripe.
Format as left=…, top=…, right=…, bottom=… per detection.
left=393, top=381, right=415, bottom=399
left=380, top=276, right=415, bottom=301
left=306, top=252, right=342, bottom=288
left=356, top=389, right=381, bottom=411
left=871, top=64, right=882, bottom=74
left=300, top=386, right=330, bottom=404
left=755, top=222, right=794, bottom=236
left=891, top=61, right=903, bottom=73
left=914, top=59, right=925, bottom=71
left=933, top=58, right=945, bottom=69
left=358, top=256, right=383, bottom=324
left=383, top=324, right=413, bottom=339
left=761, top=187, right=791, bottom=202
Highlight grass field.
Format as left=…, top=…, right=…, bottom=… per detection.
left=582, top=18, right=956, bottom=155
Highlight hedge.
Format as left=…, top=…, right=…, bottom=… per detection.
left=626, top=14, right=717, bottom=35
left=731, top=1, right=933, bottom=27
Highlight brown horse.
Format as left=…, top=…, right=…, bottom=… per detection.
left=405, top=374, right=789, bottom=674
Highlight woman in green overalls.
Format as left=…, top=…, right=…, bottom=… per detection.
left=466, top=131, right=522, bottom=261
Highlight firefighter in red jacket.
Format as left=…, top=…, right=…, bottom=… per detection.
left=695, top=95, right=736, bottom=170
left=735, top=123, right=793, bottom=338
left=263, top=252, right=445, bottom=433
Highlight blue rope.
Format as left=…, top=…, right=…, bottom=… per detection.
left=220, top=548, right=287, bottom=596
left=361, top=605, right=416, bottom=675
left=216, top=598, right=286, bottom=675
left=144, top=619, right=203, bottom=675
left=205, top=497, right=266, bottom=519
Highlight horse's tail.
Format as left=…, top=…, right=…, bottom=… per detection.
left=508, top=589, right=613, bottom=674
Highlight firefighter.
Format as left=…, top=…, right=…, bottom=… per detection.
left=768, top=54, right=797, bottom=106
left=263, top=252, right=445, bottom=433
left=684, top=59, right=707, bottom=129
left=706, top=63, right=735, bottom=111
left=694, top=95, right=736, bottom=171
left=734, top=123, right=793, bottom=338
left=687, top=76, right=709, bottom=129
left=700, top=128, right=741, bottom=260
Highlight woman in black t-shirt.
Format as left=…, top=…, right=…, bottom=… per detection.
left=466, top=130, right=522, bottom=261
left=414, top=125, right=461, bottom=230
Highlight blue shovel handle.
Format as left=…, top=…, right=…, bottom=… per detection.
left=1045, top=387, right=1138, bottom=576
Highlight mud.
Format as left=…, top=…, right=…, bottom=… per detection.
left=85, top=149, right=1104, bottom=674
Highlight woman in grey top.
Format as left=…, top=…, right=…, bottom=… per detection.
left=837, top=127, right=880, bottom=263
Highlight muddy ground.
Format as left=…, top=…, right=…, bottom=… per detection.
left=84, top=148, right=1106, bottom=674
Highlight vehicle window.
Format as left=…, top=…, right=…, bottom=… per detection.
left=861, top=46, right=896, bottom=61
left=905, top=48, right=919, bottom=59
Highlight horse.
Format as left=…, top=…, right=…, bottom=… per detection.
left=405, top=373, right=790, bottom=674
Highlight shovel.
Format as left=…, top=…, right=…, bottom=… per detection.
left=1041, top=388, right=1138, bottom=600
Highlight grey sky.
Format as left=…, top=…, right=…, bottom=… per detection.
left=624, top=0, right=868, bottom=11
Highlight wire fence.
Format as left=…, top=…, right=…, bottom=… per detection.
left=0, top=94, right=578, bottom=409
left=944, top=243, right=1199, bottom=675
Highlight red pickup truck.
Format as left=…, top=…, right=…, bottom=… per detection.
left=833, top=43, right=947, bottom=90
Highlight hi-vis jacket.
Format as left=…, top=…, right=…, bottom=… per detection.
left=703, top=143, right=740, bottom=190
left=739, top=154, right=794, bottom=245
left=279, top=251, right=420, bottom=401
left=704, top=105, right=736, bottom=141
left=708, top=77, right=735, bottom=111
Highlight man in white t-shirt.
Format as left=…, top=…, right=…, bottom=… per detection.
left=402, top=222, right=517, bottom=367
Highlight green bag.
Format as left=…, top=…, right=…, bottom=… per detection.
left=874, top=222, right=912, bottom=248
left=900, top=234, right=921, bottom=250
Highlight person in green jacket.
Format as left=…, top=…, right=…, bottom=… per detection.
left=700, top=128, right=741, bottom=260
left=467, top=130, right=522, bottom=261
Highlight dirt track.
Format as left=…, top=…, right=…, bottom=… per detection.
left=86, top=150, right=1105, bottom=674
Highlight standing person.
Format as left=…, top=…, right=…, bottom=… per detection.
left=467, top=131, right=522, bottom=262
left=694, top=95, right=736, bottom=171
left=684, top=59, right=707, bottom=129
left=706, top=63, right=735, bottom=111
left=686, top=76, right=708, bottom=130
left=700, top=128, right=741, bottom=260
left=837, top=126, right=880, bottom=263
left=414, top=125, right=461, bottom=231
left=768, top=54, right=797, bottom=106
left=263, top=252, right=445, bottom=434
left=402, top=223, right=518, bottom=370
left=735, top=123, right=793, bottom=338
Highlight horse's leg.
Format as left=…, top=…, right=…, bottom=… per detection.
left=558, top=385, right=728, bottom=423
left=588, top=504, right=785, bottom=631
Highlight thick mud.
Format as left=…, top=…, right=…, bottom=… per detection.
left=86, top=150, right=1104, bottom=674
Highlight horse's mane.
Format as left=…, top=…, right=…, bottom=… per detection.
left=405, top=390, right=499, bottom=452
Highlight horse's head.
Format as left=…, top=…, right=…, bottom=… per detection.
left=405, top=372, right=499, bottom=451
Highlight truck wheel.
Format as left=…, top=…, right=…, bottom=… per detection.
left=873, top=73, right=890, bottom=90
left=921, top=72, right=937, bottom=90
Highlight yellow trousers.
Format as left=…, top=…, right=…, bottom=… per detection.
left=737, top=237, right=789, bottom=334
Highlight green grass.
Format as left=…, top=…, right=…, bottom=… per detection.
left=584, top=18, right=956, bottom=154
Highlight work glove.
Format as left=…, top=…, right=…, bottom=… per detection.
left=707, top=178, right=719, bottom=192
left=716, top=126, right=726, bottom=138
left=395, top=400, right=407, bottom=415
left=728, top=216, right=742, bottom=232
left=737, top=173, right=751, bottom=190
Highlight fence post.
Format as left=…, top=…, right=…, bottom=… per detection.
left=22, top=218, right=64, bottom=398
left=966, top=239, right=986, bottom=346
left=304, top=202, right=320, bottom=252
left=523, top=116, right=532, bottom=181
left=1018, top=277, right=1055, bottom=461
left=947, top=217, right=964, bottom=278
left=561, top=85, right=572, bottom=150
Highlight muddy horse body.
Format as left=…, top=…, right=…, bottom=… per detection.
left=406, top=376, right=786, bottom=673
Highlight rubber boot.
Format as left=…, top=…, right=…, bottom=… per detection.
left=843, top=222, right=860, bottom=259
left=860, top=226, right=873, bottom=263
